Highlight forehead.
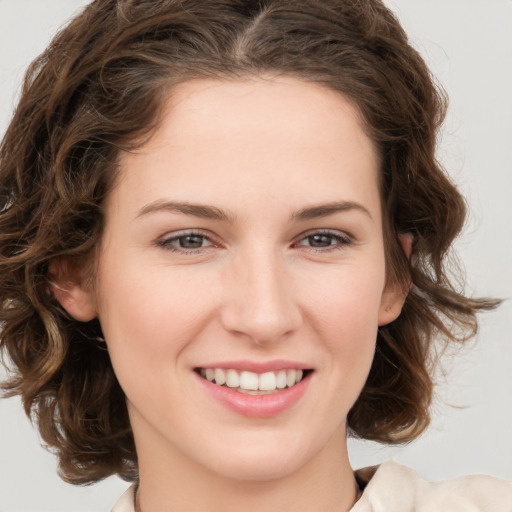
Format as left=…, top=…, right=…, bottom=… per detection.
left=152, top=76, right=374, bottom=158
left=114, top=76, right=381, bottom=220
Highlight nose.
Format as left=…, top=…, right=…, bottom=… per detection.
left=220, top=248, right=302, bottom=346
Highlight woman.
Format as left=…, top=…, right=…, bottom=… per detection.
left=0, top=0, right=510, bottom=510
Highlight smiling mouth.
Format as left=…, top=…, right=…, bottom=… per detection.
left=195, top=368, right=312, bottom=395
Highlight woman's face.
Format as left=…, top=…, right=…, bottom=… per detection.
left=64, top=77, right=405, bottom=481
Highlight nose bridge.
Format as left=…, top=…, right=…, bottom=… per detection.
left=221, top=244, right=301, bottom=344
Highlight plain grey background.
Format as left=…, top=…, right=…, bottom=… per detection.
left=1, top=0, right=511, bottom=510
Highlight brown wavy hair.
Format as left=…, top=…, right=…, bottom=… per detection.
left=0, top=0, right=497, bottom=484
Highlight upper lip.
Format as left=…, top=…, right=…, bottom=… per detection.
left=196, top=360, right=313, bottom=373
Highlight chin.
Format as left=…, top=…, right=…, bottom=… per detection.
left=213, top=452, right=307, bottom=483
left=197, top=431, right=321, bottom=483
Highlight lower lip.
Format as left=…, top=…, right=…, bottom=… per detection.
left=196, top=372, right=311, bottom=418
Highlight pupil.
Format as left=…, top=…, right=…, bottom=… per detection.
left=179, top=235, right=203, bottom=249
left=309, top=234, right=331, bottom=247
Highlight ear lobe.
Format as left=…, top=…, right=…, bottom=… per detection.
left=378, top=290, right=406, bottom=326
left=378, top=232, right=413, bottom=326
left=48, top=258, right=97, bottom=322
left=398, top=232, right=413, bottom=259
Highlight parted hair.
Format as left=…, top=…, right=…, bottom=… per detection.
left=0, top=0, right=496, bottom=484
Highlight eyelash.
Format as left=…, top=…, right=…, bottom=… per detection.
left=156, top=230, right=217, bottom=254
left=156, top=229, right=353, bottom=254
left=294, top=230, right=353, bottom=252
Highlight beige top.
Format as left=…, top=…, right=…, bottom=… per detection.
left=111, top=460, right=512, bottom=512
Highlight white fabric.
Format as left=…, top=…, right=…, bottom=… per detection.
left=351, top=460, right=512, bottom=512
left=111, top=460, right=512, bottom=511
left=112, top=483, right=137, bottom=512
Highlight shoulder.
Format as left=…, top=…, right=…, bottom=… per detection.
left=352, top=460, right=512, bottom=512
left=111, top=483, right=136, bottom=512
left=111, top=463, right=512, bottom=512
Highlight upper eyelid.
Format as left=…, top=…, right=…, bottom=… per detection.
left=159, top=228, right=216, bottom=240
left=157, top=228, right=353, bottom=250
left=156, top=229, right=220, bottom=249
left=294, top=228, right=353, bottom=242
left=158, top=227, right=351, bottom=238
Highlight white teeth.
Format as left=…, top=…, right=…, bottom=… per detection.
left=214, top=368, right=226, bottom=386
left=240, top=371, right=259, bottom=390
left=200, top=368, right=307, bottom=392
left=259, top=371, right=277, bottom=391
left=238, top=388, right=276, bottom=395
left=276, top=370, right=287, bottom=389
left=226, top=369, right=239, bottom=388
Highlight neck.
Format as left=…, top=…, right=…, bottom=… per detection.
left=133, top=426, right=359, bottom=512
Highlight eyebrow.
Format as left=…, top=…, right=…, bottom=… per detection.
left=136, top=200, right=235, bottom=222
left=136, top=199, right=372, bottom=222
left=290, top=201, right=372, bottom=222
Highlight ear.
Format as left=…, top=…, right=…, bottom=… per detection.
left=378, top=233, right=413, bottom=326
left=48, top=258, right=97, bottom=322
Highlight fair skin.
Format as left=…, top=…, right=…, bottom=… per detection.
left=52, top=77, right=407, bottom=512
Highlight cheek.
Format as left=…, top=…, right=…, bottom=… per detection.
left=94, top=256, right=211, bottom=389
left=304, top=262, right=384, bottom=385
left=304, top=259, right=385, bottom=334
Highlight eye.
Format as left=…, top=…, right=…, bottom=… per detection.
left=295, top=230, right=353, bottom=252
left=157, top=231, right=216, bottom=253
